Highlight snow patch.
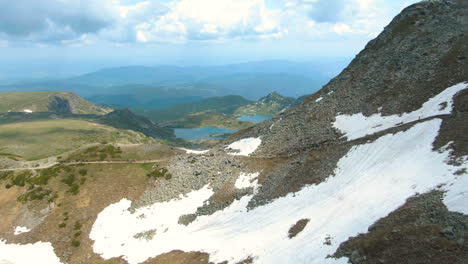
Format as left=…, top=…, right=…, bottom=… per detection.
left=315, top=97, right=323, bottom=102
left=0, top=240, right=63, bottom=264
left=90, top=119, right=466, bottom=264
left=443, top=172, right=468, bottom=214
left=23, top=109, right=33, bottom=113
left=234, top=172, right=260, bottom=189
left=226, top=137, right=261, bottom=156
left=180, top=148, right=209, bottom=154
left=14, top=226, right=30, bottom=235
left=333, top=82, right=468, bottom=140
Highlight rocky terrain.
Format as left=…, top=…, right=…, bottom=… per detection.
left=0, top=1, right=466, bottom=264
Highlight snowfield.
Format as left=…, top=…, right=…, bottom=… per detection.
left=333, top=82, right=468, bottom=140
left=226, top=137, right=262, bottom=156
left=0, top=240, right=63, bottom=264
left=14, top=226, right=30, bottom=235
left=180, top=148, right=210, bottom=154
left=234, top=172, right=260, bottom=189
left=90, top=119, right=467, bottom=264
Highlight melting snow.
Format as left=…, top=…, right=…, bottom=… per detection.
left=0, top=240, right=63, bottom=264
left=226, top=137, right=261, bottom=156
left=90, top=119, right=466, bottom=264
left=14, top=226, right=30, bottom=235
left=315, top=97, right=323, bottom=102
left=23, top=109, right=33, bottom=113
left=333, top=82, right=467, bottom=140
left=180, top=148, right=209, bottom=154
left=234, top=172, right=260, bottom=189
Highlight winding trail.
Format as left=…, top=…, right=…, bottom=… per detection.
left=0, top=159, right=166, bottom=172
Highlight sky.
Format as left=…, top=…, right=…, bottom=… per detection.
left=0, top=0, right=419, bottom=78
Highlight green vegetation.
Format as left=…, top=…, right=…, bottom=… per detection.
left=0, top=153, right=24, bottom=161
left=143, top=95, right=253, bottom=122
left=147, top=165, right=172, bottom=180
left=166, top=112, right=254, bottom=130
left=0, top=91, right=111, bottom=114
left=0, top=119, right=153, bottom=160
left=17, top=187, right=53, bottom=203
left=66, top=144, right=123, bottom=162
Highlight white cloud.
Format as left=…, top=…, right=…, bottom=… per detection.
left=133, top=0, right=284, bottom=43
left=0, top=0, right=420, bottom=45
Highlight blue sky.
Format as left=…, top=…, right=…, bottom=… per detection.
left=0, top=0, right=419, bottom=78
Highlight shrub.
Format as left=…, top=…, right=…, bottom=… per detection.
left=71, top=240, right=80, bottom=247
left=62, top=174, right=76, bottom=186
left=78, top=169, right=87, bottom=176
left=58, top=223, right=66, bottom=228
left=67, top=183, right=80, bottom=195
left=74, top=221, right=82, bottom=230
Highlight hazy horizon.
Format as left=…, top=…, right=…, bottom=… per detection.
left=0, top=0, right=419, bottom=79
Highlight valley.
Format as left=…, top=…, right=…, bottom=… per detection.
left=0, top=1, right=467, bottom=264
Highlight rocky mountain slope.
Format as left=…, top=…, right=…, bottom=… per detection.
left=0, top=91, right=112, bottom=115
left=234, top=91, right=295, bottom=116
left=0, top=1, right=466, bottom=264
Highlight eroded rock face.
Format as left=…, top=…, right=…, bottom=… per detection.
left=48, top=96, right=73, bottom=114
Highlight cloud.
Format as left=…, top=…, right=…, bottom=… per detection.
left=134, top=0, right=284, bottom=43
left=307, top=0, right=346, bottom=23
left=0, top=0, right=419, bottom=46
left=0, top=0, right=119, bottom=41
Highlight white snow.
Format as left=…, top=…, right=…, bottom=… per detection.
left=234, top=172, right=260, bottom=189
left=328, top=91, right=334, bottom=95
left=90, top=118, right=466, bottom=264
left=14, top=226, right=30, bottom=235
left=226, top=137, right=262, bottom=156
left=180, top=148, right=209, bottom=154
left=23, top=109, right=33, bottom=113
left=333, top=82, right=468, bottom=140
left=0, top=240, right=63, bottom=264
left=443, top=172, right=468, bottom=214
left=315, top=97, right=323, bottom=102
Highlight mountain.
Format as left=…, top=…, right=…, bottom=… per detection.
left=0, top=61, right=336, bottom=108
left=141, top=95, right=253, bottom=122
left=98, top=109, right=175, bottom=141
left=0, top=91, right=111, bottom=115
left=235, top=91, right=295, bottom=116
left=0, top=1, right=467, bottom=264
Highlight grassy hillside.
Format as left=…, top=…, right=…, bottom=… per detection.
left=0, top=91, right=111, bottom=115
left=142, top=95, right=252, bottom=122
left=0, top=119, right=155, bottom=160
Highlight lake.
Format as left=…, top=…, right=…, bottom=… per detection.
left=175, top=126, right=236, bottom=141
left=237, top=115, right=272, bottom=123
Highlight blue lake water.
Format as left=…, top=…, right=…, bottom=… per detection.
left=175, top=126, right=236, bottom=141
left=237, top=115, right=272, bottom=123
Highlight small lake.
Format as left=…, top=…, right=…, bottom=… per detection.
left=237, top=115, right=272, bottom=123
left=175, top=126, right=236, bottom=141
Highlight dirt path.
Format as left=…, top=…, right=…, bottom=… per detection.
left=0, top=159, right=165, bottom=172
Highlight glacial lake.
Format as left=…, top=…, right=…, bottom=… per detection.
left=237, top=115, right=272, bottom=123
left=175, top=126, right=236, bottom=141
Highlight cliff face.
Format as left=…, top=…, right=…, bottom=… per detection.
left=231, top=0, right=468, bottom=157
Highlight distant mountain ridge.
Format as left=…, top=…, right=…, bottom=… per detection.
left=235, top=91, right=295, bottom=116
left=0, top=91, right=111, bottom=115
left=0, top=60, right=343, bottom=108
